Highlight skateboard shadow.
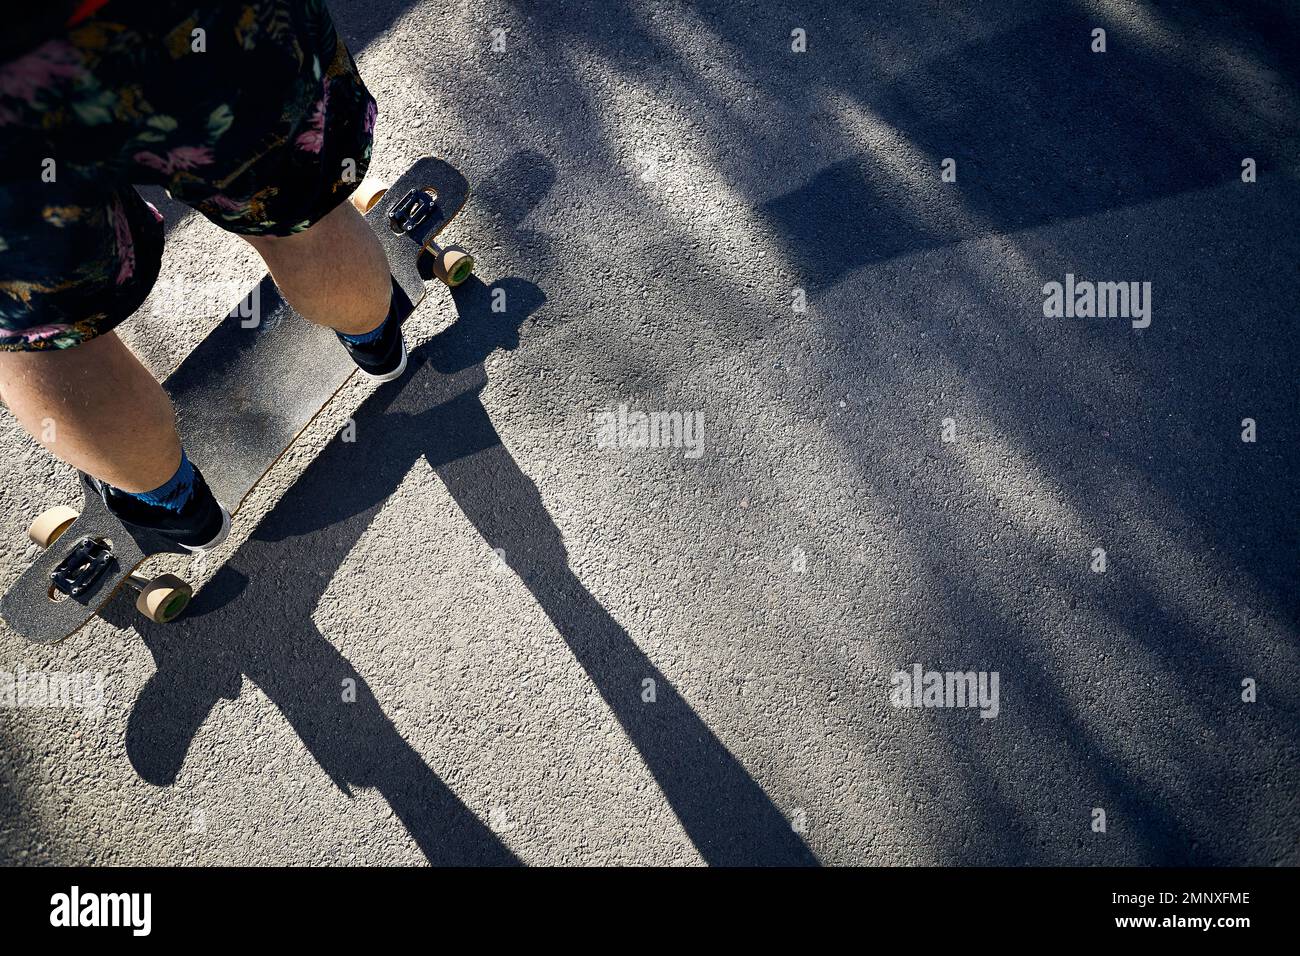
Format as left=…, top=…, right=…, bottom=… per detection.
left=117, top=231, right=816, bottom=865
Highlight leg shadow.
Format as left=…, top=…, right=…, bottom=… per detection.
left=425, top=396, right=818, bottom=865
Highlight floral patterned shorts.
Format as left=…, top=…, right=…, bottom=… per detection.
left=0, top=1, right=377, bottom=350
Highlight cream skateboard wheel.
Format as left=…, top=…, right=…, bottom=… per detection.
left=133, top=573, right=193, bottom=624
left=430, top=244, right=474, bottom=287
left=351, top=178, right=390, bottom=214
left=28, top=506, right=79, bottom=548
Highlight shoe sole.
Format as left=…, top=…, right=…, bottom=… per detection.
left=183, top=502, right=231, bottom=553
left=362, top=337, right=408, bottom=383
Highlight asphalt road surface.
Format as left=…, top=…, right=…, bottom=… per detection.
left=1, top=0, right=1297, bottom=865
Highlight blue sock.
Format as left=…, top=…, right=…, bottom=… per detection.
left=338, top=309, right=390, bottom=345
left=128, top=451, right=196, bottom=512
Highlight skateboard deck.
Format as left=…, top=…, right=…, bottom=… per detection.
left=2, top=157, right=472, bottom=644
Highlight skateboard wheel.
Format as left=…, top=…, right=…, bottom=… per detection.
left=431, top=245, right=474, bottom=287
left=28, top=506, right=79, bottom=548
left=135, top=573, right=193, bottom=624
left=351, top=178, right=390, bottom=214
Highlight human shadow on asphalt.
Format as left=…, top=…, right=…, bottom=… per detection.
left=113, top=276, right=815, bottom=865
left=114, top=174, right=817, bottom=867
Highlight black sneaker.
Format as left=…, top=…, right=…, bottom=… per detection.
left=336, top=277, right=413, bottom=382
left=89, top=466, right=231, bottom=553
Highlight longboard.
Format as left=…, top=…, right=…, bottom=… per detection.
left=2, top=157, right=472, bottom=643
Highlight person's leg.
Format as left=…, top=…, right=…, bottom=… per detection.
left=0, top=175, right=187, bottom=497
left=174, top=3, right=401, bottom=370
left=0, top=317, right=228, bottom=550
left=0, top=182, right=227, bottom=549
left=0, top=331, right=180, bottom=493
left=242, top=195, right=391, bottom=337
